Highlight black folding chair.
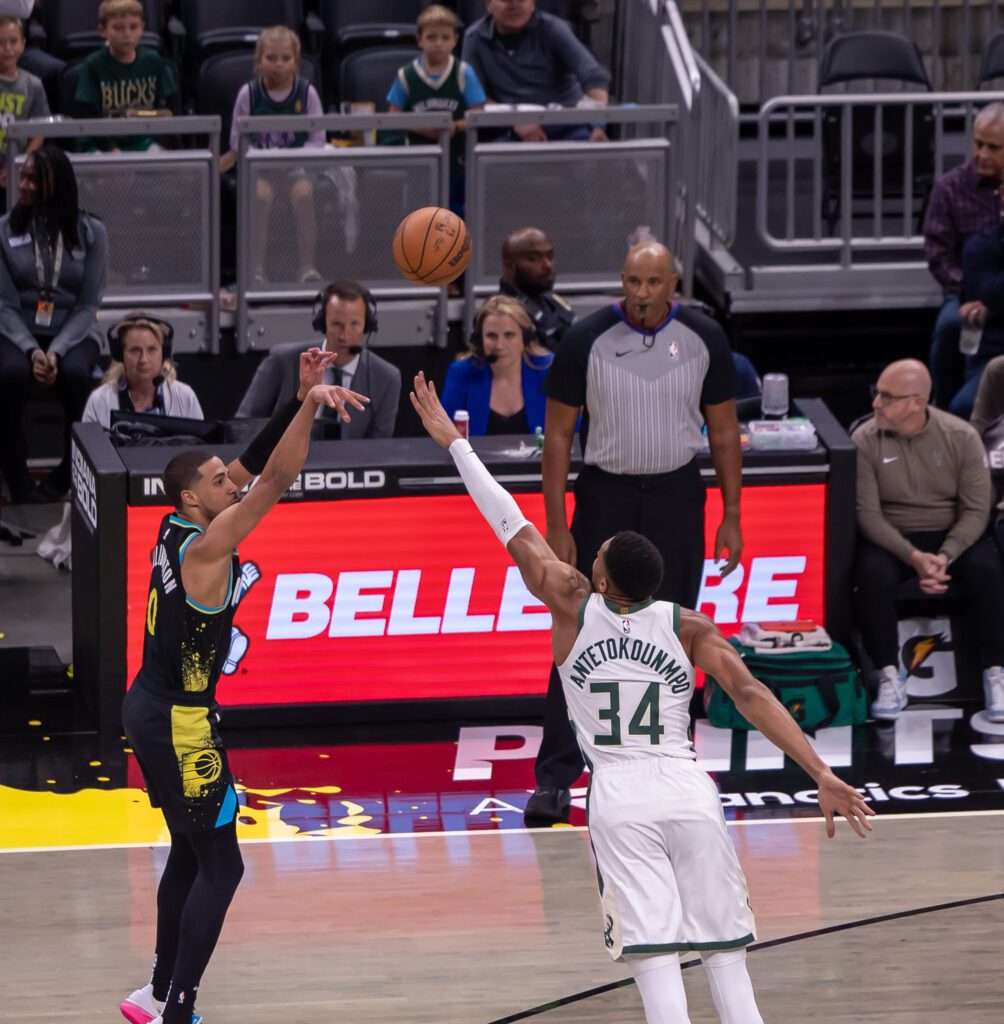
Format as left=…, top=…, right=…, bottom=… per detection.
left=818, top=31, right=934, bottom=234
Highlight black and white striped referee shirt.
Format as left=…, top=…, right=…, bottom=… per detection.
left=544, top=302, right=737, bottom=475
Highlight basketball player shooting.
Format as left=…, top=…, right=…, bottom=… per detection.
left=410, top=371, right=874, bottom=1024
left=119, top=359, right=367, bottom=1024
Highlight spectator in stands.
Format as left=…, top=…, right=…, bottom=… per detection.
left=0, top=16, right=48, bottom=201
left=387, top=6, right=485, bottom=219
left=0, top=146, right=107, bottom=502
left=733, top=350, right=761, bottom=400
left=971, top=354, right=1004, bottom=434
left=498, top=226, right=576, bottom=348
left=441, top=294, right=553, bottom=435
left=853, top=358, right=1004, bottom=723
left=219, top=25, right=325, bottom=284
left=236, top=279, right=400, bottom=439
left=923, top=103, right=1004, bottom=408
left=946, top=221, right=1004, bottom=419
left=82, top=313, right=202, bottom=426
left=462, top=0, right=610, bottom=142
left=74, top=0, right=179, bottom=152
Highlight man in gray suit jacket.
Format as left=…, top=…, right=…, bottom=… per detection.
left=235, top=280, right=401, bottom=438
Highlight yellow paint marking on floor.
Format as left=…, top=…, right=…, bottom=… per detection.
left=0, top=785, right=171, bottom=849
left=0, top=783, right=385, bottom=851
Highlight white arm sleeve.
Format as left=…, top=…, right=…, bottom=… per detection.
left=449, top=438, right=531, bottom=547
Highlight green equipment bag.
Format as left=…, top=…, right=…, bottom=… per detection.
left=703, top=637, right=867, bottom=731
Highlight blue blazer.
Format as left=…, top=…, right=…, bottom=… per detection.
left=441, top=353, right=553, bottom=435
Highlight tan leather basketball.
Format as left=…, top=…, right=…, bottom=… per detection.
left=393, top=207, right=471, bottom=286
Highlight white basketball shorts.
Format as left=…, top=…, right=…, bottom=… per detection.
left=586, top=756, right=756, bottom=960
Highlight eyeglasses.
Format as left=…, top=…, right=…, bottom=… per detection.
left=870, top=385, right=920, bottom=406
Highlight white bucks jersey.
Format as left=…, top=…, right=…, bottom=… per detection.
left=558, top=594, right=696, bottom=769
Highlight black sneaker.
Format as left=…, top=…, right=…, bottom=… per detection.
left=523, top=786, right=572, bottom=827
left=27, top=475, right=69, bottom=503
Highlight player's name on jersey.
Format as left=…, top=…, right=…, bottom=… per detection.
left=152, top=543, right=178, bottom=595
left=568, top=637, right=690, bottom=692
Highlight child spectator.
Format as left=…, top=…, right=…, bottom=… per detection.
left=387, top=4, right=485, bottom=217
left=221, top=25, right=325, bottom=284
left=74, top=0, right=178, bottom=152
left=0, top=15, right=48, bottom=197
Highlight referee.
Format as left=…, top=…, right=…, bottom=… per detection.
left=526, top=241, right=743, bottom=825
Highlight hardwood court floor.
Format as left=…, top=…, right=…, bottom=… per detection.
left=2, top=813, right=1002, bottom=1023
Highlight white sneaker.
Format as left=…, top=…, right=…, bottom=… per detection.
left=121, top=985, right=160, bottom=1024
left=871, top=665, right=908, bottom=720
left=983, top=666, right=1004, bottom=722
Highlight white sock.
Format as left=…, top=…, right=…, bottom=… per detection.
left=702, top=949, right=765, bottom=1024
left=629, top=953, right=692, bottom=1024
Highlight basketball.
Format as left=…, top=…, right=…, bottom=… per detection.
left=393, top=207, right=471, bottom=286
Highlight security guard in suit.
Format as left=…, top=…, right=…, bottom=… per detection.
left=499, top=227, right=576, bottom=350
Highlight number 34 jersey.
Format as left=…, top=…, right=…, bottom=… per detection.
left=557, top=593, right=697, bottom=769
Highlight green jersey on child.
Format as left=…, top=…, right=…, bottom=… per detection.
left=75, top=46, right=177, bottom=151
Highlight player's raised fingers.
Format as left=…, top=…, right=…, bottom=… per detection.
left=844, top=810, right=867, bottom=839
left=823, top=807, right=835, bottom=839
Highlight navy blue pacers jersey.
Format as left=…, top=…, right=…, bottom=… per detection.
left=134, top=512, right=240, bottom=707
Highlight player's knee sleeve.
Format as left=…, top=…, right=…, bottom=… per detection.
left=628, top=952, right=691, bottom=1024
left=702, top=948, right=747, bottom=970
left=702, top=947, right=764, bottom=1024
left=629, top=952, right=682, bottom=976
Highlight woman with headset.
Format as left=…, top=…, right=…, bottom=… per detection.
left=441, top=294, right=554, bottom=436
left=82, top=313, right=203, bottom=427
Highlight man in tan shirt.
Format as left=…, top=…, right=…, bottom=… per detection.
left=853, top=359, right=1004, bottom=722
left=971, top=354, right=1004, bottom=433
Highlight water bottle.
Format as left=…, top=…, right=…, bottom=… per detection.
left=760, top=373, right=789, bottom=420
left=453, top=409, right=470, bottom=439
left=959, top=326, right=983, bottom=356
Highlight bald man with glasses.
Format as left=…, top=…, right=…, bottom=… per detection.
left=853, top=359, right=1004, bottom=722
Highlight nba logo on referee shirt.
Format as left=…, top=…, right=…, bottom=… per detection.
left=668, top=340, right=680, bottom=360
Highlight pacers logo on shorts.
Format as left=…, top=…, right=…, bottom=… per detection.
left=180, top=747, right=223, bottom=798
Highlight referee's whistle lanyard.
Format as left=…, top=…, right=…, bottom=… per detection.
left=34, top=231, right=64, bottom=331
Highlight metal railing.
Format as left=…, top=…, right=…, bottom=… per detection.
left=694, top=52, right=740, bottom=246
left=615, top=0, right=740, bottom=254
left=6, top=116, right=221, bottom=350
left=234, top=111, right=452, bottom=352
left=682, top=0, right=1004, bottom=106
left=462, top=104, right=681, bottom=327
left=755, top=90, right=991, bottom=264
